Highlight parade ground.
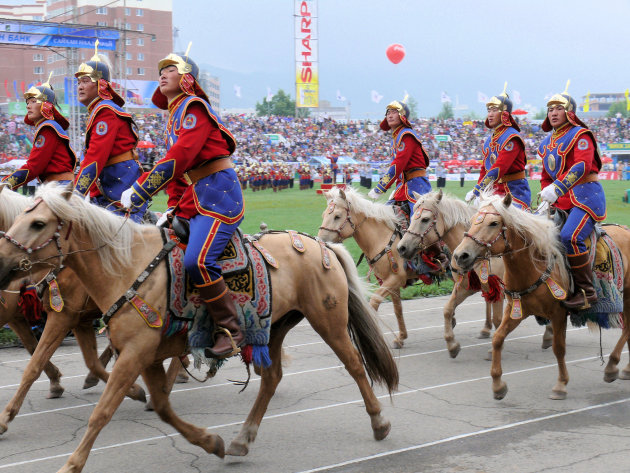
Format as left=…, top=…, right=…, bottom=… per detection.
left=2, top=294, right=630, bottom=472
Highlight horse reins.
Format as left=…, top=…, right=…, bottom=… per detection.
left=405, top=206, right=452, bottom=252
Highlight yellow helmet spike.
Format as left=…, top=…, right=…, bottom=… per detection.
left=184, top=41, right=192, bottom=64
left=402, top=92, right=409, bottom=103
left=90, top=39, right=100, bottom=62
left=563, top=79, right=570, bottom=95
left=43, top=71, right=53, bottom=89
left=501, top=81, right=508, bottom=97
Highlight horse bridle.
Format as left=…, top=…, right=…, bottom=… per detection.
left=462, top=211, right=511, bottom=259
left=0, top=216, right=67, bottom=273
left=405, top=206, right=449, bottom=251
left=318, top=199, right=364, bottom=239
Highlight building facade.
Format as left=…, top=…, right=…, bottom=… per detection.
left=0, top=0, right=172, bottom=107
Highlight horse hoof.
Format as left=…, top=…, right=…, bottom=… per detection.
left=175, top=373, right=189, bottom=384
left=604, top=371, right=618, bottom=383
left=144, top=399, right=154, bottom=411
left=208, top=435, right=225, bottom=459
left=130, top=386, right=147, bottom=403
left=619, top=370, right=630, bottom=380
left=373, top=420, right=391, bottom=441
left=541, top=339, right=552, bottom=350
left=82, top=375, right=99, bottom=389
left=226, top=441, right=249, bottom=457
left=46, top=386, right=65, bottom=399
left=493, top=384, right=508, bottom=400
left=549, top=390, right=567, bottom=400
left=392, top=338, right=404, bottom=349
left=448, top=343, right=461, bottom=359
left=478, top=330, right=490, bottom=339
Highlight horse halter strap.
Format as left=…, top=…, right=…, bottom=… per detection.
left=318, top=200, right=361, bottom=238
left=0, top=217, right=67, bottom=272
left=406, top=207, right=443, bottom=250
left=463, top=211, right=510, bottom=255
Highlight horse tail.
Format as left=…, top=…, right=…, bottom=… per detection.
left=328, top=242, right=399, bottom=395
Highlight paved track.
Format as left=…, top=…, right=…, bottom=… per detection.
left=1, top=294, right=630, bottom=472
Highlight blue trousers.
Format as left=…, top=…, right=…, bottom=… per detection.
left=559, top=206, right=595, bottom=256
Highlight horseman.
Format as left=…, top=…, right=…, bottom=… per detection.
left=368, top=99, right=431, bottom=216
left=2, top=75, right=76, bottom=190
left=465, top=84, right=531, bottom=209
left=73, top=41, right=147, bottom=222
left=538, top=82, right=606, bottom=311
left=120, top=48, right=245, bottom=359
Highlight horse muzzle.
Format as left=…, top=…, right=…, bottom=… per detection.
left=396, top=239, right=416, bottom=260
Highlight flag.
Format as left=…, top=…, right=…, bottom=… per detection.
left=233, top=84, right=241, bottom=98
left=440, top=92, right=451, bottom=103
left=336, top=90, right=346, bottom=101
left=626, top=88, right=630, bottom=112
left=371, top=90, right=383, bottom=104
left=477, top=91, right=488, bottom=103
left=583, top=91, right=590, bottom=113
left=512, top=90, right=522, bottom=105
left=266, top=87, right=273, bottom=102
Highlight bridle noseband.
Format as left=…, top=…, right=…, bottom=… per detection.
left=463, top=211, right=511, bottom=257
left=318, top=200, right=363, bottom=239
left=405, top=206, right=446, bottom=251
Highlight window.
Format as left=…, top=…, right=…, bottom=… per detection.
left=48, top=55, right=54, bottom=64
left=137, top=53, right=144, bottom=61
left=96, top=21, right=107, bottom=26
left=125, top=22, right=131, bottom=29
left=126, top=67, right=133, bottom=76
left=137, top=67, right=145, bottom=76
left=126, top=52, right=132, bottom=60
left=137, top=23, right=144, bottom=31
left=125, top=38, right=132, bottom=46
left=125, top=7, right=130, bottom=15
left=96, top=7, right=107, bottom=14
left=137, top=38, right=144, bottom=46
left=136, top=9, right=143, bottom=16
left=34, top=66, right=44, bottom=74
left=33, top=53, right=44, bottom=61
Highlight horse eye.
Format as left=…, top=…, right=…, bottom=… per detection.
left=421, top=217, right=430, bottom=223
left=489, top=221, right=499, bottom=227
left=333, top=215, right=340, bottom=220
left=30, top=220, right=46, bottom=230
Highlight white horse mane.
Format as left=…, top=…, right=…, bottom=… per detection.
left=0, top=185, right=32, bottom=230
left=413, top=191, right=475, bottom=229
left=35, top=183, right=145, bottom=276
left=480, top=192, right=568, bottom=281
left=326, top=186, right=404, bottom=231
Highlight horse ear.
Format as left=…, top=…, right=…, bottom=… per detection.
left=62, top=182, right=74, bottom=201
left=412, top=191, right=421, bottom=202
left=502, top=193, right=512, bottom=208
left=323, top=189, right=331, bottom=200
left=339, top=188, right=347, bottom=200
left=436, top=189, right=443, bottom=202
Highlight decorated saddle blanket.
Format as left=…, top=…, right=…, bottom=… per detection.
left=569, top=230, right=624, bottom=329
left=159, top=228, right=273, bottom=369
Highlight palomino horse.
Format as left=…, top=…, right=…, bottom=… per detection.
left=0, top=184, right=146, bottom=436
left=0, top=184, right=398, bottom=473
left=452, top=193, right=630, bottom=400
left=318, top=187, right=494, bottom=350
left=397, top=190, right=553, bottom=358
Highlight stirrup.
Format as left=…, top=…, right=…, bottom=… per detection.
left=578, top=289, right=592, bottom=310
left=206, top=327, right=242, bottom=359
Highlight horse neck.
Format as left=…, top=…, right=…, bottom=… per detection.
left=352, top=214, right=397, bottom=257
left=64, top=226, right=163, bottom=310
left=440, top=221, right=468, bottom=253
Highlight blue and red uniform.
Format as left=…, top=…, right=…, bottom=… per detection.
left=128, top=93, right=243, bottom=286
left=373, top=125, right=431, bottom=205
left=3, top=119, right=76, bottom=189
left=472, top=125, right=530, bottom=209
left=74, top=98, right=147, bottom=222
left=538, top=122, right=605, bottom=255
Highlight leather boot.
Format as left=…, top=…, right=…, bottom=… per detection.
left=564, top=252, right=598, bottom=311
left=197, top=278, right=245, bottom=359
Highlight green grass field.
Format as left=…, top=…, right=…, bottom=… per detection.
left=148, top=179, right=630, bottom=300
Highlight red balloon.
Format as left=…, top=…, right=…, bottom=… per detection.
left=386, top=44, right=405, bottom=64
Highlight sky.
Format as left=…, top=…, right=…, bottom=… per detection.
left=172, top=0, right=630, bottom=119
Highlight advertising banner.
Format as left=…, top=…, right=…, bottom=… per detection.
left=295, top=0, right=318, bottom=108
left=0, top=20, right=118, bottom=50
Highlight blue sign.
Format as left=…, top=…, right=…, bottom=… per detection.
left=0, top=20, right=118, bottom=50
